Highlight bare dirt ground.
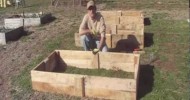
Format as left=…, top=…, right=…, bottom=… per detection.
left=0, top=7, right=84, bottom=99
left=0, top=3, right=188, bottom=99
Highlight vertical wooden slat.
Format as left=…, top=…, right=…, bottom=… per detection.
left=91, top=53, right=99, bottom=69
left=105, top=34, right=112, bottom=48
left=74, top=77, right=85, bottom=97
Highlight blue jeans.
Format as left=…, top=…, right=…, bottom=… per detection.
left=80, top=35, right=108, bottom=52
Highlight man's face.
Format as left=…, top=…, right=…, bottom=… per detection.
left=87, top=6, right=96, bottom=19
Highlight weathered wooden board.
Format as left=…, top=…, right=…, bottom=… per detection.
left=99, top=52, right=137, bottom=72
left=119, top=16, right=143, bottom=25
left=31, top=71, right=86, bottom=97
left=4, top=18, right=24, bottom=29
left=121, top=11, right=143, bottom=16
left=4, top=13, right=52, bottom=29
left=99, top=10, right=143, bottom=26
left=105, top=34, right=112, bottom=48
left=0, top=32, right=6, bottom=45
left=24, top=18, right=41, bottom=26
left=85, top=76, right=136, bottom=100
left=58, top=50, right=98, bottom=69
left=31, top=50, right=140, bottom=100
left=99, top=10, right=143, bottom=17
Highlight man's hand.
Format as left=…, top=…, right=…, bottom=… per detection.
left=91, top=29, right=98, bottom=36
left=92, top=48, right=99, bottom=54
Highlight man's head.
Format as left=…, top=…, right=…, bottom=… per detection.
left=87, top=0, right=96, bottom=19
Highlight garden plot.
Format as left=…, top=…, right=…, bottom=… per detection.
left=31, top=50, right=140, bottom=100
left=4, top=12, right=52, bottom=29
left=0, top=26, right=24, bottom=45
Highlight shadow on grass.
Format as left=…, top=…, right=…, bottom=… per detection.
left=144, top=32, right=154, bottom=47
left=109, top=35, right=140, bottom=53
left=144, top=17, right=151, bottom=26
left=41, top=15, right=56, bottom=25
left=137, top=64, right=154, bottom=100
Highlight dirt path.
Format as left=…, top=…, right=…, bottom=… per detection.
left=0, top=9, right=80, bottom=99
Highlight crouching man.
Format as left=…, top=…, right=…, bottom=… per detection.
left=79, top=0, right=108, bottom=53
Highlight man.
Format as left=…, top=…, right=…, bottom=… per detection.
left=79, top=0, right=108, bottom=53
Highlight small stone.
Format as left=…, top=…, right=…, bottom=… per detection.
left=157, top=2, right=162, bottom=4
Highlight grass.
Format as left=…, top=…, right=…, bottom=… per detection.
left=102, top=0, right=188, bottom=10
left=1, top=0, right=188, bottom=100
left=63, top=66, right=134, bottom=79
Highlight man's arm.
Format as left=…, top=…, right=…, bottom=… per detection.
left=79, top=15, right=92, bottom=36
left=79, top=29, right=91, bottom=36
left=98, top=17, right=106, bottom=50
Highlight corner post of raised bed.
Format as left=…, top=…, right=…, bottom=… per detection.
left=91, top=53, right=100, bottom=69
left=134, top=54, right=140, bottom=100
left=74, top=76, right=85, bottom=97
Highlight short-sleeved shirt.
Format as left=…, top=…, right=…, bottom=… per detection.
left=79, top=12, right=106, bottom=40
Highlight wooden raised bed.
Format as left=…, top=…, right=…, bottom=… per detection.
left=4, top=13, right=52, bottom=29
left=75, top=10, right=144, bottom=50
left=31, top=50, right=140, bottom=100
left=0, top=26, right=24, bottom=45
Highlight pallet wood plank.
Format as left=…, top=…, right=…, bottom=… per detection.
left=99, top=52, right=135, bottom=72
left=121, top=11, right=143, bottom=16
left=58, top=50, right=98, bottom=68
left=31, top=71, right=86, bottom=96
left=85, top=76, right=136, bottom=100
left=74, top=77, right=85, bottom=97
left=0, top=32, right=6, bottom=45
left=4, top=18, right=24, bottom=29
left=119, top=16, right=143, bottom=25
left=85, top=76, right=136, bottom=91
left=105, top=34, right=112, bottom=48
left=117, top=30, right=135, bottom=35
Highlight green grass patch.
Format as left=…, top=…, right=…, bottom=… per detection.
left=141, top=68, right=189, bottom=100
left=63, top=66, right=134, bottom=79
left=145, top=19, right=189, bottom=34
left=45, top=36, right=62, bottom=52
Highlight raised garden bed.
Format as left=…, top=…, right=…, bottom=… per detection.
left=0, top=26, right=24, bottom=45
left=4, top=12, right=52, bottom=29
left=31, top=50, right=140, bottom=100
